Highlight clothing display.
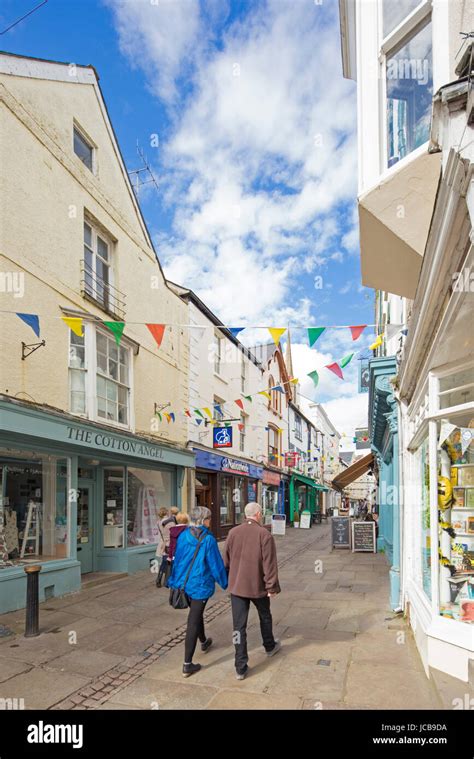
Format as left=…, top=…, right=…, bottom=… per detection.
left=129, top=486, right=161, bottom=545
left=4, top=509, right=19, bottom=555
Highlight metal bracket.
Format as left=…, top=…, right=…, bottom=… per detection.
left=21, top=341, right=45, bottom=360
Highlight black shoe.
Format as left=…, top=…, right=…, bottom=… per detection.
left=156, top=571, right=163, bottom=588
left=182, top=662, right=201, bottom=678
left=236, top=666, right=248, bottom=681
left=201, top=637, right=213, bottom=653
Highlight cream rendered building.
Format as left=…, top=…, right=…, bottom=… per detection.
left=0, top=53, right=193, bottom=612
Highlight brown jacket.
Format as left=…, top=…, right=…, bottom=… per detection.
left=223, top=519, right=280, bottom=598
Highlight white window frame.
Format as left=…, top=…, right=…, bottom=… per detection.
left=73, top=121, right=97, bottom=174
left=83, top=218, right=115, bottom=313
left=67, top=321, right=134, bottom=431
left=294, top=413, right=303, bottom=442
left=241, top=357, right=246, bottom=393
left=377, top=0, right=432, bottom=175
left=239, top=413, right=246, bottom=453
left=214, top=335, right=223, bottom=376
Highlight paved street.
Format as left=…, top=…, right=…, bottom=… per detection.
left=0, top=523, right=471, bottom=710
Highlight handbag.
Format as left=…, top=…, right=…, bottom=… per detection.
left=169, top=534, right=205, bottom=609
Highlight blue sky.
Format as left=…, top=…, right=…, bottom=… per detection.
left=1, top=0, right=372, bottom=442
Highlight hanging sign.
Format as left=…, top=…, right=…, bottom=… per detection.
left=213, top=427, right=233, bottom=449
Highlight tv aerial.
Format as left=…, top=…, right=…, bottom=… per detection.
left=128, top=141, right=159, bottom=200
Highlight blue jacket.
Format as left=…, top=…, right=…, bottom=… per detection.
left=167, top=526, right=228, bottom=600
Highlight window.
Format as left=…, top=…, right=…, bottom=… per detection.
left=214, top=335, right=223, bottom=375
left=239, top=413, right=246, bottom=453
left=68, top=325, right=132, bottom=428
left=73, top=126, right=94, bottom=171
left=96, top=330, right=130, bottom=425
left=103, top=468, right=124, bottom=548
left=295, top=413, right=303, bottom=441
left=213, top=397, right=225, bottom=422
left=127, top=468, right=173, bottom=547
left=220, top=475, right=233, bottom=525
left=241, top=358, right=246, bottom=393
left=69, top=331, right=86, bottom=415
left=437, top=368, right=474, bottom=411
left=268, top=426, right=279, bottom=464
left=269, top=376, right=281, bottom=414
left=83, top=221, right=111, bottom=312
left=382, top=0, right=423, bottom=37
left=385, top=18, right=432, bottom=167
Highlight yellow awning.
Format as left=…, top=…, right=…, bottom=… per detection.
left=358, top=151, right=441, bottom=298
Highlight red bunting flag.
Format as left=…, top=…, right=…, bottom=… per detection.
left=325, top=362, right=344, bottom=380
left=238, top=424, right=244, bottom=432
left=235, top=399, right=244, bottom=410
left=146, top=323, right=166, bottom=348
left=349, top=325, right=366, bottom=341
left=184, top=409, right=192, bottom=417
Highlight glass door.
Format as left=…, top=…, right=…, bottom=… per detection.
left=77, top=483, right=94, bottom=574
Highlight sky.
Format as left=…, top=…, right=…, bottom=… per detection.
left=1, top=0, right=372, bottom=448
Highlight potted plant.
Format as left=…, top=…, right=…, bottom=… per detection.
left=293, top=509, right=300, bottom=528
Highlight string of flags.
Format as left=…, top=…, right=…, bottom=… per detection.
left=12, top=311, right=380, bottom=350
left=438, top=422, right=474, bottom=454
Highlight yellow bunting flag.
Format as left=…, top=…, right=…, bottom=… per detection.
left=369, top=334, right=384, bottom=350
left=289, top=377, right=299, bottom=384
left=258, top=391, right=271, bottom=400
left=202, top=408, right=213, bottom=420
left=62, top=316, right=83, bottom=337
left=268, top=327, right=286, bottom=346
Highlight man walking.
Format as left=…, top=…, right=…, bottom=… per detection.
left=223, top=502, right=281, bottom=680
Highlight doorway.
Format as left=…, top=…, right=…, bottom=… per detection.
left=76, top=482, right=95, bottom=574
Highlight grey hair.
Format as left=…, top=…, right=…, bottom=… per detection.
left=244, top=502, right=261, bottom=518
left=189, top=506, right=212, bottom=526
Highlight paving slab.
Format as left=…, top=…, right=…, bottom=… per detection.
left=42, top=649, right=124, bottom=678
left=107, top=676, right=218, bottom=710
left=0, top=668, right=90, bottom=709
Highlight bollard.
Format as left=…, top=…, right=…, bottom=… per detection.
left=24, top=565, right=41, bottom=638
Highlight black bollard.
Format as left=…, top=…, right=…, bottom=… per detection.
left=24, top=565, right=41, bottom=638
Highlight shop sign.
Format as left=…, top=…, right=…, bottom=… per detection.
left=263, top=470, right=281, bottom=486
left=66, top=426, right=164, bottom=459
left=221, top=457, right=250, bottom=475
left=332, top=516, right=351, bottom=548
left=213, top=426, right=233, bottom=449
left=271, top=514, right=286, bottom=536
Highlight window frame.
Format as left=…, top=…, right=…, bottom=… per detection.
left=377, top=0, right=432, bottom=173
left=214, top=334, right=223, bottom=376
left=83, top=219, right=114, bottom=314
left=73, top=122, right=97, bottom=174
left=268, top=424, right=280, bottom=465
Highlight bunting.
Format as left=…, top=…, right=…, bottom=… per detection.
left=340, top=353, right=354, bottom=368
left=62, top=316, right=83, bottom=337
left=349, top=325, right=366, bottom=341
left=235, top=399, right=244, bottom=410
left=308, top=327, right=325, bottom=347
left=369, top=334, right=384, bottom=351
left=229, top=327, right=245, bottom=338
left=308, top=370, right=319, bottom=387
left=146, top=323, right=166, bottom=348
left=103, top=321, right=125, bottom=346
left=268, top=327, right=286, bottom=346
left=325, top=363, right=344, bottom=380
left=16, top=313, right=40, bottom=338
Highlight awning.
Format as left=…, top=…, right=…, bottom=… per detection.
left=358, top=151, right=441, bottom=298
left=332, top=452, right=374, bottom=492
left=291, top=473, right=328, bottom=491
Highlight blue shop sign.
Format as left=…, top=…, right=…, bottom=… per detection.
left=194, top=449, right=262, bottom=479
left=213, top=426, right=232, bottom=448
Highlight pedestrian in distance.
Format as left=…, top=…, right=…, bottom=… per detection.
left=167, top=506, right=228, bottom=678
left=155, top=506, right=178, bottom=588
left=223, top=502, right=281, bottom=681
left=154, top=507, right=169, bottom=586
left=167, top=511, right=189, bottom=563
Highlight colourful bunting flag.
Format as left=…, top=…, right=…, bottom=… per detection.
left=340, top=353, right=354, bottom=368
left=164, top=413, right=171, bottom=423
left=62, top=316, right=83, bottom=337
left=268, top=327, right=286, bottom=346
left=16, top=313, right=40, bottom=338
left=238, top=424, right=244, bottom=432
left=229, top=328, right=245, bottom=338
left=103, top=321, right=125, bottom=346
left=184, top=409, right=192, bottom=417
left=235, top=399, right=244, bottom=410
left=202, top=408, right=213, bottom=420
left=196, top=419, right=203, bottom=425
left=169, top=413, right=175, bottom=423
left=308, top=370, right=319, bottom=387
left=308, top=327, right=325, bottom=347
left=213, top=404, right=223, bottom=416
left=289, top=377, right=299, bottom=384
left=155, top=412, right=162, bottom=422
left=194, top=409, right=205, bottom=418
left=349, top=325, right=366, bottom=341
left=325, top=363, right=344, bottom=380
left=146, top=323, right=166, bottom=348
left=243, top=395, right=253, bottom=402
left=369, top=334, right=384, bottom=350
left=460, top=428, right=473, bottom=455
left=259, top=391, right=271, bottom=400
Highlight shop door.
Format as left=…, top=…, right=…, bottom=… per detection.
left=77, top=483, right=94, bottom=574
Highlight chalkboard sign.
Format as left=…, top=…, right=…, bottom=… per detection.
left=332, top=516, right=351, bottom=549
left=352, top=521, right=376, bottom=553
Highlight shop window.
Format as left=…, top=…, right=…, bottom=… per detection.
left=418, top=437, right=431, bottom=599
left=96, top=330, right=130, bottom=426
left=127, top=467, right=173, bottom=547
left=263, top=485, right=279, bottom=524
left=103, top=468, right=124, bottom=548
left=385, top=18, right=432, bottom=167
left=220, top=475, right=233, bottom=526
left=437, top=417, right=474, bottom=623
left=69, top=331, right=87, bottom=415
left=382, top=0, right=423, bottom=39
left=437, top=368, right=474, bottom=411
left=233, top=476, right=246, bottom=524
left=0, top=450, right=70, bottom=566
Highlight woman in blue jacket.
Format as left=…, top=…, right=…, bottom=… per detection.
left=167, top=506, right=228, bottom=677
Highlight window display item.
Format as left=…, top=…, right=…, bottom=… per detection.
left=129, top=486, right=161, bottom=545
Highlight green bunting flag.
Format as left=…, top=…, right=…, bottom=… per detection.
left=308, top=370, right=319, bottom=387
left=308, top=327, right=325, bottom=347
left=340, top=353, right=354, bottom=368
left=103, top=321, right=125, bottom=346
left=194, top=409, right=205, bottom=418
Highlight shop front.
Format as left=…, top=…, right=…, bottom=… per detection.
left=262, top=469, right=283, bottom=525
left=289, top=473, right=327, bottom=521
left=0, top=397, right=194, bottom=613
left=193, top=448, right=262, bottom=539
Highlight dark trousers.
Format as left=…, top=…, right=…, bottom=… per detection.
left=231, top=594, right=276, bottom=674
left=184, top=598, right=208, bottom=663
